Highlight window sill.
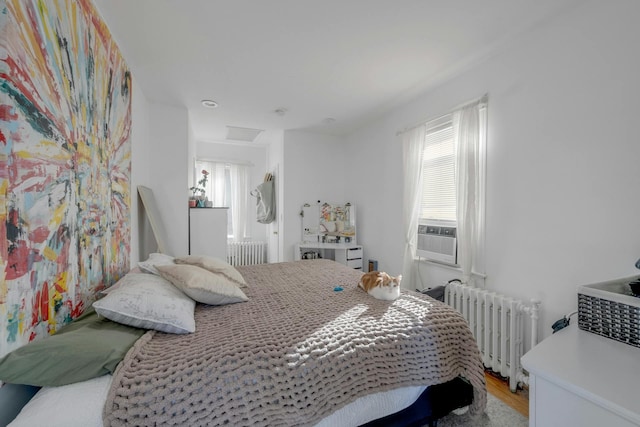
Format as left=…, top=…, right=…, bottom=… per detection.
left=414, top=257, right=486, bottom=279
left=415, top=257, right=460, bottom=270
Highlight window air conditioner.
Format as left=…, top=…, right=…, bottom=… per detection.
left=416, top=222, right=457, bottom=265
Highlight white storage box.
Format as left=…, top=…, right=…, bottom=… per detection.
left=577, top=275, right=640, bottom=348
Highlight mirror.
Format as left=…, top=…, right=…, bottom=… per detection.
left=301, top=201, right=356, bottom=244
left=137, top=186, right=172, bottom=255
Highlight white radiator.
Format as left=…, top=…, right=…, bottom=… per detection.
left=227, top=241, right=266, bottom=266
left=444, top=281, right=541, bottom=392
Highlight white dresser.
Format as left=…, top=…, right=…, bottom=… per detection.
left=188, top=207, right=228, bottom=260
left=521, top=323, right=640, bottom=427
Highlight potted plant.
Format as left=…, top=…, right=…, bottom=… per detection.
left=189, top=170, right=209, bottom=207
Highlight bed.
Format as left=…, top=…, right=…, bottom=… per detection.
left=1, top=258, right=486, bottom=426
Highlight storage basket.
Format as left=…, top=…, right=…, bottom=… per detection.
left=577, top=275, right=640, bottom=348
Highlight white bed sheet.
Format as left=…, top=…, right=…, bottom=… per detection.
left=9, top=375, right=426, bottom=427
left=314, top=385, right=427, bottom=426
left=8, top=375, right=112, bottom=427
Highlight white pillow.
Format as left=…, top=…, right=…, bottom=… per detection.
left=138, top=252, right=175, bottom=276
left=8, top=375, right=111, bottom=427
left=157, top=264, right=248, bottom=306
left=174, top=255, right=247, bottom=287
left=92, top=273, right=195, bottom=334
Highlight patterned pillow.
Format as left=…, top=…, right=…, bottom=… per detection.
left=157, top=264, right=248, bottom=306
left=93, top=273, right=195, bottom=334
left=138, top=252, right=175, bottom=276
left=174, top=255, right=247, bottom=287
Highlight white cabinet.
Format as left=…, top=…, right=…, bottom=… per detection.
left=294, top=243, right=363, bottom=270
left=521, top=324, right=640, bottom=427
left=335, top=246, right=363, bottom=270
left=188, top=208, right=228, bottom=260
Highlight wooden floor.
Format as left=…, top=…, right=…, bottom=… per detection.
left=485, top=370, right=529, bottom=418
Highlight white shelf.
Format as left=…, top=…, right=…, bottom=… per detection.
left=297, top=242, right=358, bottom=250
left=295, top=242, right=363, bottom=270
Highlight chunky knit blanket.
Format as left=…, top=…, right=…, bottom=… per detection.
left=103, top=260, right=486, bottom=426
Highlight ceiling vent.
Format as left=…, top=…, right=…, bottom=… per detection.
left=226, top=126, right=264, bottom=142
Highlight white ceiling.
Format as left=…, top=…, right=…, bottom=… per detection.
left=94, top=0, right=580, bottom=142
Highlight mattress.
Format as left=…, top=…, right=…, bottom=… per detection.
left=8, top=375, right=428, bottom=427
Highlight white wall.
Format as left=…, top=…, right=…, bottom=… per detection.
left=129, top=76, right=151, bottom=265
left=126, top=80, right=190, bottom=265
left=283, top=130, right=347, bottom=261
left=265, top=130, right=285, bottom=262
left=343, top=118, right=404, bottom=276
left=346, top=0, right=640, bottom=341
left=188, top=117, right=196, bottom=192
left=146, top=103, right=190, bottom=256
left=108, top=83, right=190, bottom=267
left=195, top=140, right=268, bottom=243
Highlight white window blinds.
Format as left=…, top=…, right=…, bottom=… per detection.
left=420, top=114, right=456, bottom=221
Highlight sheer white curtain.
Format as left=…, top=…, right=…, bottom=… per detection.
left=453, top=98, right=486, bottom=285
left=197, top=160, right=252, bottom=241
left=229, top=164, right=249, bottom=242
left=401, top=125, right=426, bottom=289
left=210, top=162, right=226, bottom=207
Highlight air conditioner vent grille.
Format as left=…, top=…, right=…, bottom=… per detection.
left=417, top=222, right=457, bottom=265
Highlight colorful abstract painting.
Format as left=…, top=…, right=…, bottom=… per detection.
left=0, top=0, right=131, bottom=356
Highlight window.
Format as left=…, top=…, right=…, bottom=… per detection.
left=420, top=115, right=456, bottom=222
left=402, top=96, right=487, bottom=283
left=195, top=160, right=250, bottom=241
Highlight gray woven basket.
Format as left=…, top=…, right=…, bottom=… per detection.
left=577, top=275, right=640, bottom=348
